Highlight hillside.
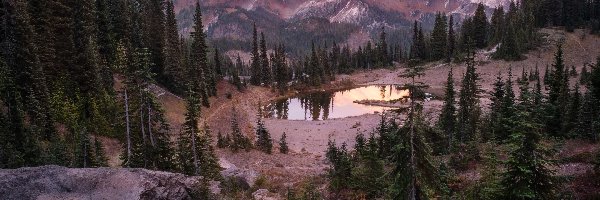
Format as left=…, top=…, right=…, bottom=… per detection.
left=175, top=0, right=510, bottom=55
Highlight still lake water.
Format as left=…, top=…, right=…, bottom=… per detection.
left=264, top=85, right=410, bottom=121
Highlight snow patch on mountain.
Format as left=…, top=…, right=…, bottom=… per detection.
left=329, top=0, right=369, bottom=24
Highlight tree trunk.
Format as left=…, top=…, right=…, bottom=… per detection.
left=409, top=76, right=417, bottom=200
left=139, top=87, right=147, bottom=168
left=124, top=89, right=132, bottom=167
left=190, top=126, right=200, bottom=176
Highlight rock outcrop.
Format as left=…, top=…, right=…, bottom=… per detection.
left=0, top=165, right=207, bottom=200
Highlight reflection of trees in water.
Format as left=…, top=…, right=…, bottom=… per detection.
left=264, top=100, right=289, bottom=119
left=299, top=92, right=334, bottom=120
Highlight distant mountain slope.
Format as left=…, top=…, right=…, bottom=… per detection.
left=174, top=0, right=510, bottom=56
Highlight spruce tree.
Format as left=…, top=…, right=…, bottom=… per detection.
left=447, top=15, right=456, bottom=62
left=457, top=54, right=481, bottom=142
left=501, top=88, right=556, bottom=199
left=279, top=132, right=289, bottom=154
left=390, top=60, right=440, bottom=199
left=164, top=0, right=183, bottom=92
left=546, top=45, right=569, bottom=137
left=472, top=3, right=489, bottom=48
left=259, top=32, right=271, bottom=85
left=431, top=12, right=448, bottom=61
left=489, top=72, right=505, bottom=141
left=250, top=23, right=261, bottom=85
left=255, top=102, right=273, bottom=154
left=230, top=106, right=251, bottom=152
left=439, top=68, right=456, bottom=152
left=189, top=2, right=211, bottom=107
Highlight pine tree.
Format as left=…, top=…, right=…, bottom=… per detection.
left=279, top=132, right=289, bottom=154
left=439, top=68, right=456, bottom=152
left=250, top=23, right=261, bottom=85
left=498, top=68, right=516, bottom=141
left=255, top=102, right=273, bottom=154
left=390, top=60, right=440, bottom=199
left=546, top=45, right=569, bottom=137
left=181, top=89, right=202, bottom=175
left=164, top=0, right=183, bottom=92
left=472, top=3, right=489, bottom=48
left=564, top=83, right=581, bottom=137
left=490, top=7, right=505, bottom=45
left=431, top=12, right=448, bottom=61
left=378, top=27, right=389, bottom=66
left=488, top=72, right=505, bottom=141
left=447, top=15, right=456, bottom=62
left=189, top=2, right=211, bottom=107
left=230, top=106, right=251, bottom=152
left=457, top=54, right=481, bottom=142
left=259, top=32, right=271, bottom=85
left=501, top=93, right=556, bottom=199
left=198, top=123, right=221, bottom=179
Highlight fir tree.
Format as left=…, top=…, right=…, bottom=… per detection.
left=472, top=3, right=489, bottom=48
left=255, top=102, right=273, bottom=154
left=457, top=54, right=481, bottom=142
left=431, top=12, right=448, bottom=61
left=189, top=2, right=211, bottom=107
left=439, top=68, right=456, bottom=152
left=546, top=45, right=569, bottom=137
left=230, top=106, right=251, bottom=152
left=250, top=23, right=261, bottom=85
left=259, top=32, right=271, bottom=85
left=279, top=132, right=289, bottom=154
left=501, top=94, right=556, bottom=199
left=390, top=60, right=440, bottom=199
left=447, top=15, right=456, bottom=62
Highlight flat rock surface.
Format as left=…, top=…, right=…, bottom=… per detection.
left=0, top=165, right=204, bottom=200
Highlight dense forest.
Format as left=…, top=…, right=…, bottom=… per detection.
left=1, top=0, right=600, bottom=199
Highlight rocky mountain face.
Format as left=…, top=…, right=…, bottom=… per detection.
left=174, top=0, right=510, bottom=55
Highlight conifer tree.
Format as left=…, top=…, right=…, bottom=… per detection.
left=189, top=2, right=211, bottom=107
left=279, top=132, right=289, bottom=154
left=439, top=68, right=456, bottom=152
left=259, top=33, right=271, bottom=85
left=255, top=102, right=273, bottom=154
left=390, top=60, right=440, bottom=199
left=230, top=106, right=251, bottom=152
left=565, top=83, right=581, bottom=136
left=501, top=85, right=556, bottom=199
left=546, top=45, right=569, bottom=137
left=181, top=89, right=202, bottom=175
left=472, top=3, right=489, bottom=48
left=431, top=12, right=448, bottom=61
left=447, top=15, right=456, bottom=62
left=457, top=54, right=481, bottom=142
left=250, top=23, right=261, bottom=85
left=489, top=72, right=505, bottom=141
left=164, top=0, right=183, bottom=92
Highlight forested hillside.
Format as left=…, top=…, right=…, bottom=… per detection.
left=1, top=0, right=600, bottom=199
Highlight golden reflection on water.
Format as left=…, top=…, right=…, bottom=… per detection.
left=265, top=85, right=409, bottom=121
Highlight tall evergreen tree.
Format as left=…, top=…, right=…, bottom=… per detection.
left=457, top=54, right=481, bottom=142
left=250, top=23, right=261, bottom=85
left=447, top=15, right=456, bottom=62
left=472, top=3, right=489, bottom=48
left=431, top=12, right=448, bottom=61
left=255, top=102, right=273, bottom=154
left=546, top=45, right=569, bottom=137
left=189, top=2, right=211, bottom=107
left=439, top=68, right=456, bottom=152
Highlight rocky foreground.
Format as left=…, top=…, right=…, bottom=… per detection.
left=0, top=165, right=208, bottom=200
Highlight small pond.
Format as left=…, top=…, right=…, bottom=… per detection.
left=263, top=85, right=412, bottom=121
